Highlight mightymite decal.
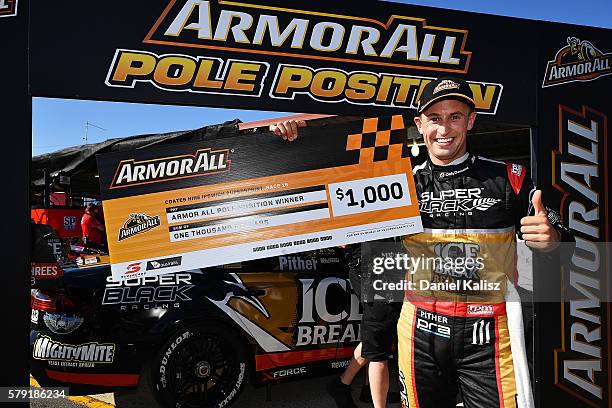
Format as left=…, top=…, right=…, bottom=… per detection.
left=33, top=336, right=116, bottom=367
left=552, top=105, right=609, bottom=406
left=102, top=272, right=194, bottom=311
left=103, top=0, right=504, bottom=114
left=543, top=37, right=612, bottom=87
left=0, top=0, right=18, bottom=18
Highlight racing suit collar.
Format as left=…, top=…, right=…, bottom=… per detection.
left=426, top=152, right=475, bottom=179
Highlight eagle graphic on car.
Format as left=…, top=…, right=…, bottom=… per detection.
left=204, top=271, right=290, bottom=352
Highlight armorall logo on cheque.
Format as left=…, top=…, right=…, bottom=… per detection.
left=118, top=213, right=161, bottom=241
left=543, top=37, right=612, bottom=87
left=111, top=148, right=229, bottom=188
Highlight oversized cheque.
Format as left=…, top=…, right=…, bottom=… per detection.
left=97, top=115, right=422, bottom=280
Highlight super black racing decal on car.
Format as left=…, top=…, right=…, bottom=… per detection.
left=33, top=335, right=116, bottom=367
left=102, top=272, right=196, bottom=310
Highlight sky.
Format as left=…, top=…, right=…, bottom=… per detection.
left=32, top=0, right=612, bottom=156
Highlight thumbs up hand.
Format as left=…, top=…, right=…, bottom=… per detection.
left=520, top=190, right=561, bottom=252
left=531, top=190, right=547, bottom=216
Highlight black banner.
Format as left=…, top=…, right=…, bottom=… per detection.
left=31, top=0, right=536, bottom=124
left=535, top=22, right=611, bottom=408
left=2, top=0, right=31, bottom=396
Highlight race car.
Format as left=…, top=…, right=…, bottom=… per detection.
left=30, top=222, right=362, bottom=408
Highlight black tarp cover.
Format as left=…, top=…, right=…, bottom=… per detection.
left=31, top=119, right=241, bottom=199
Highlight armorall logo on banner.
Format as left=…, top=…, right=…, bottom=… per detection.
left=543, top=37, right=612, bottom=87
left=103, top=0, right=504, bottom=114
left=552, top=105, right=608, bottom=405
left=145, top=0, right=471, bottom=72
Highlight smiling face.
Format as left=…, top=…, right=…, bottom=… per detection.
left=414, top=98, right=477, bottom=165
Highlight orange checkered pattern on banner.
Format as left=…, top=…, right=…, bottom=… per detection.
left=346, top=115, right=409, bottom=164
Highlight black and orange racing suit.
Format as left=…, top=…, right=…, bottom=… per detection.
left=397, top=153, right=572, bottom=408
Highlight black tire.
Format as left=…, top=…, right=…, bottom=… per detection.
left=151, top=325, right=249, bottom=408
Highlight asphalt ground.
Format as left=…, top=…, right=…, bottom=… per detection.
left=30, top=368, right=403, bottom=408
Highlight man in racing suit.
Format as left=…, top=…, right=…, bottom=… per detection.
left=398, top=77, right=573, bottom=408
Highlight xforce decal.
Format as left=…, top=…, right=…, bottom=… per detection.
left=33, top=336, right=115, bottom=366
left=118, top=213, right=161, bottom=241
left=111, top=148, right=230, bottom=188
left=270, top=366, right=307, bottom=380
left=543, top=37, right=612, bottom=88
left=552, top=105, right=609, bottom=405
left=145, top=0, right=471, bottom=73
